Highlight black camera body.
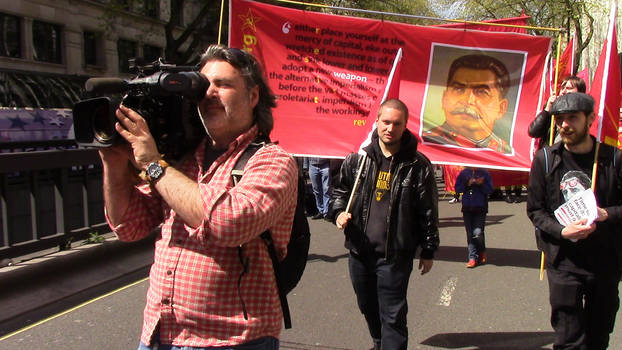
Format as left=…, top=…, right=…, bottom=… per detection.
left=72, top=59, right=209, bottom=160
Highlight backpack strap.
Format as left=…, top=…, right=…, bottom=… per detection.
left=260, top=231, right=292, bottom=329
left=543, top=147, right=550, bottom=174
left=232, top=136, right=269, bottom=184
left=231, top=136, right=293, bottom=329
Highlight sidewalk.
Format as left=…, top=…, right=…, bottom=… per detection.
left=0, top=233, right=154, bottom=327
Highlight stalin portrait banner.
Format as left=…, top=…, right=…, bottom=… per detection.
left=229, top=0, right=552, bottom=170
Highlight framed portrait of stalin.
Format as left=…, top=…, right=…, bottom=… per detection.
left=420, top=44, right=526, bottom=155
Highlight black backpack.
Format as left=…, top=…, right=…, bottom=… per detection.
left=232, top=137, right=311, bottom=329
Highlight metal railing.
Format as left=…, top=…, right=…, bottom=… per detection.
left=0, top=143, right=107, bottom=260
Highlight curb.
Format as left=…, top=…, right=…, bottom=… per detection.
left=0, top=234, right=154, bottom=325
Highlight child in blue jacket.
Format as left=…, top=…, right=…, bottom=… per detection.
left=455, top=167, right=493, bottom=268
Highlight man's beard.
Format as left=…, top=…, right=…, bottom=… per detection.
left=560, top=122, right=589, bottom=146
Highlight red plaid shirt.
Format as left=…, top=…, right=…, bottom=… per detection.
left=107, top=126, right=297, bottom=347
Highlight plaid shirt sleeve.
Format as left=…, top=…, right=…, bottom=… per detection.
left=191, top=143, right=298, bottom=249
left=105, top=182, right=164, bottom=242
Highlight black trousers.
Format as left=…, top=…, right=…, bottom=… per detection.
left=348, top=251, right=413, bottom=350
left=547, top=267, right=620, bottom=350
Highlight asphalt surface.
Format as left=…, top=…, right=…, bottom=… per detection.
left=1, top=189, right=622, bottom=349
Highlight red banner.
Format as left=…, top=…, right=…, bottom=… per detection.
left=229, top=0, right=551, bottom=170
left=576, top=67, right=591, bottom=92
left=555, top=33, right=576, bottom=86
left=443, top=165, right=529, bottom=193
left=589, top=3, right=620, bottom=147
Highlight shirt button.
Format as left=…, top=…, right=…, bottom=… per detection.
left=162, top=298, right=170, bottom=305
left=166, top=270, right=172, bottom=276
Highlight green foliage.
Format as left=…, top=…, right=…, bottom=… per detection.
left=318, top=0, right=441, bottom=24
left=435, top=0, right=597, bottom=72
left=84, top=231, right=106, bottom=245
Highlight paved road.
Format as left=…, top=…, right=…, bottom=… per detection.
left=2, top=195, right=622, bottom=349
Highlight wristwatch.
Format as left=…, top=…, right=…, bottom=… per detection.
left=143, top=159, right=169, bottom=183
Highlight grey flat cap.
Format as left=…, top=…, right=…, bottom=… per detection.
left=550, top=92, right=595, bottom=115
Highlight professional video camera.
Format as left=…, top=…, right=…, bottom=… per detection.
left=72, top=58, right=208, bottom=160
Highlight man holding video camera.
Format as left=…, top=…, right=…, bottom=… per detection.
left=100, top=44, right=297, bottom=349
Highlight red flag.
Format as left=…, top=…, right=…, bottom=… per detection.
left=576, top=67, right=591, bottom=92
left=554, top=33, right=576, bottom=90
left=589, top=2, right=620, bottom=146
left=442, top=165, right=464, bottom=193
left=358, top=48, right=403, bottom=152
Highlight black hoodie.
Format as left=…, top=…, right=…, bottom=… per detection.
left=329, top=129, right=440, bottom=260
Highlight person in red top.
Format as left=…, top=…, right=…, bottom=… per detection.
left=100, top=44, right=298, bottom=349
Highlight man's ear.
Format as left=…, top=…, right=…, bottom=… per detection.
left=249, top=85, right=259, bottom=108
left=496, top=98, right=509, bottom=120
left=587, top=111, right=596, bottom=126
left=441, top=89, right=449, bottom=113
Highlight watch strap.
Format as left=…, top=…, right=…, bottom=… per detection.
left=139, top=159, right=169, bottom=183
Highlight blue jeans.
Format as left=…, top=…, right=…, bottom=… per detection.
left=308, top=160, right=331, bottom=215
left=463, top=210, right=486, bottom=260
left=348, top=251, right=413, bottom=350
left=138, top=335, right=279, bottom=350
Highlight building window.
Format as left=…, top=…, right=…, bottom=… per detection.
left=170, top=0, right=183, bottom=26
left=144, top=0, right=159, bottom=18
left=83, top=31, right=99, bottom=66
left=143, top=44, right=162, bottom=64
left=117, top=0, right=131, bottom=12
left=32, top=20, right=62, bottom=63
left=117, top=38, right=137, bottom=73
left=0, top=13, right=21, bottom=58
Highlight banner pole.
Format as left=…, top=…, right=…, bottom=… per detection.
left=344, top=154, right=367, bottom=214
left=217, top=0, right=226, bottom=45
left=541, top=31, right=565, bottom=281
left=549, top=31, right=564, bottom=146
left=272, top=0, right=563, bottom=33
left=591, top=142, right=601, bottom=191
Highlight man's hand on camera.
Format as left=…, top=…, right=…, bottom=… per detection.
left=115, top=105, right=161, bottom=170
left=98, top=142, right=130, bottom=165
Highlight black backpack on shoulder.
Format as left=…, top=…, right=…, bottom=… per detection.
left=232, top=137, right=311, bottom=329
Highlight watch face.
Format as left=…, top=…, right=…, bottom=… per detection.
left=147, top=162, right=163, bottom=180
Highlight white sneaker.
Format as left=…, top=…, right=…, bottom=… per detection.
left=449, top=198, right=459, bottom=204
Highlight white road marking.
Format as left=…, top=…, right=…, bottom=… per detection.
left=438, top=276, right=458, bottom=306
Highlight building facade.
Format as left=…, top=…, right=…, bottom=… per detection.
left=0, top=0, right=202, bottom=108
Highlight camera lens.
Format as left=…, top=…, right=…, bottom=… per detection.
left=92, top=103, right=115, bottom=144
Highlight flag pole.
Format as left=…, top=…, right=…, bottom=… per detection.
left=273, top=0, right=562, bottom=32
left=344, top=155, right=367, bottom=214
left=343, top=48, right=402, bottom=215
left=217, top=0, right=226, bottom=45
left=548, top=31, right=564, bottom=147
left=591, top=142, right=601, bottom=191
left=542, top=30, right=565, bottom=281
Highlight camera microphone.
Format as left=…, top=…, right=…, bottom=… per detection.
left=85, top=78, right=129, bottom=94
left=85, top=72, right=208, bottom=100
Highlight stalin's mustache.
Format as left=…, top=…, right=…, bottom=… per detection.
left=449, top=106, right=480, bottom=119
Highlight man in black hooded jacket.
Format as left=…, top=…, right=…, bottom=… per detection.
left=329, top=98, right=440, bottom=350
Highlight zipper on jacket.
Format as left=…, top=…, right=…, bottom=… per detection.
left=383, top=158, right=417, bottom=260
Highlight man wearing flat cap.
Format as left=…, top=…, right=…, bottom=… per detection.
left=527, top=92, right=622, bottom=349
